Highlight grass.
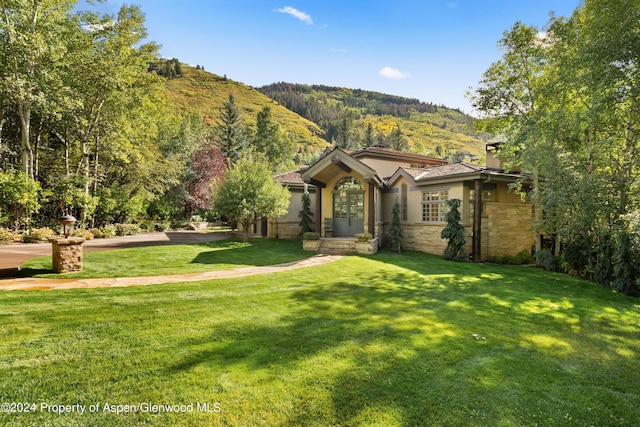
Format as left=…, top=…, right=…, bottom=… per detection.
left=18, top=238, right=309, bottom=279
left=1, top=249, right=639, bottom=426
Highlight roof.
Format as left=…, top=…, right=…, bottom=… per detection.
left=351, top=146, right=448, bottom=166
left=275, top=146, right=530, bottom=190
left=387, top=162, right=530, bottom=187
left=301, top=147, right=384, bottom=188
left=414, top=162, right=484, bottom=181
left=274, top=169, right=306, bottom=185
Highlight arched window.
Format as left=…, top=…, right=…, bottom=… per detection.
left=334, top=176, right=363, bottom=191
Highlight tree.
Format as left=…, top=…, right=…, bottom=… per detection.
left=334, top=115, right=354, bottom=149
left=388, top=124, right=408, bottom=151
left=440, top=199, right=467, bottom=261
left=389, top=198, right=403, bottom=253
left=0, top=169, right=41, bottom=231
left=213, top=156, right=290, bottom=242
left=362, top=122, right=377, bottom=148
left=0, top=0, right=76, bottom=177
left=216, top=93, right=247, bottom=166
left=253, top=105, right=295, bottom=172
left=298, top=184, right=314, bottom=234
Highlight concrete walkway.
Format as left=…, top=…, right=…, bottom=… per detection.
left=0, top=254, right=341, bottom=291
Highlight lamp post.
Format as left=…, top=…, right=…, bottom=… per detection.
left=59, top=214, right=76, bottom=238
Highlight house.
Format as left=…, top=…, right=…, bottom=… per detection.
left=270, top=144, right=535, bottom=261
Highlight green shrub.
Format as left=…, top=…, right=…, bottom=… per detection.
left=92, top=225, right=117, bottom=238
left=536, top=249, right=558, bottom=272
left=115, top=223, right=140, bottom=236
left=171, top=220, right=189, bottom=230
left=388, top=199, right=403, bottom=253
left=303, top=232, right=320, bottom=240
left=139, top=220, right=155, bottom=232
left=355, top=232, right=373, bottom=242
left=154, top=221, right=171, bottom=232
left=72, top=229, right=95, bottom=240
left=489, top=250, right=535, bottom=266
left=0, top=228, right=19, bottom=244
left=22, top=227, right=56, bottom=243
left=441, top=199, right=467, bottom=262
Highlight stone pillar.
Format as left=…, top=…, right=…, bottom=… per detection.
left=49, top=237, right=86, bottom=273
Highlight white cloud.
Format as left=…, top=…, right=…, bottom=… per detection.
left=331, top=48, right=347, bottom=53
left=379, top=66, right=411, bottom=79
left=276, top=6, right=313, bottom=25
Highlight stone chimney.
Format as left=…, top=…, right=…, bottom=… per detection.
left=485, top=142, right=519, bottom=172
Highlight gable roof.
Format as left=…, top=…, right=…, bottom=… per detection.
left=351, top=146, right=448, bottom=167
left=301, top=147, right=384, bottom=188
left=387, top=162, right=530, bottom=187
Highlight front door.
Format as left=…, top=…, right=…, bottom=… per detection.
left=333, top=192, right=364, bottom=237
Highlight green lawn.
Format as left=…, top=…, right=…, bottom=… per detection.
left=2, top=249, right=639, bottom=426
left=19, top=238, right=309, bottom=278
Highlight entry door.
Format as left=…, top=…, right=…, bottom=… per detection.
left=333, top=192, right=364, bottom=237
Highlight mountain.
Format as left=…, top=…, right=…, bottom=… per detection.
left=257, top=83, right=490, bottom=158
left=162, top=64, right=330, bottom=153
left=161, top=62, right=489, bottom=161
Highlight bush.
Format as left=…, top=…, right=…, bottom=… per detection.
left=91, top=225, right=117, bottom=239
left=563, top=234, right=593, bottom=275
left=0, top=228, right=19, bottom=244
left=440, top=199, right=467, bottom=262
left=488, top=250, right=535, bottom=265
left=303, top=232, right=320, bottom=240
left=171, top=220, right=189, bottom=230
left=22, top=227, right=56, bottom=243
left=154, top=221, right=171, bottom=232
left=536, top=249, right=558, bottom=272
left=72, top=229, right=95, bottom=240
left=355, top=232, right=372, bottom=242
left=388, top=199, right=403, bottom=253
left=115, top=223, right=141, bottom=236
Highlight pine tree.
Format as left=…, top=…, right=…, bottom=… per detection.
left=217, top=93, right=247, bottom=166
left=388, top=124, right=409, bottom=151
left=254, top=106, right=295, bottom=172
left=298, top=184, right=314, bottom=234
left=389, top=198, right=403, bottom=253
left=440, top=198, right=467, bottom=261
left=363, top=123, right=377, bottom=148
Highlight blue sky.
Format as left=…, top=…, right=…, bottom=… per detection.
left=84, top=1, right=582, bottom=114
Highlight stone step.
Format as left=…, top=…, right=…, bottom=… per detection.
left=317, top=238, right=357, bottom=255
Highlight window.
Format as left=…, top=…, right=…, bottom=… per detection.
left=401, top=183, right=408, bottom=221
left=335, top=176, right=363, bottom=191
left=422, top=190, right=449, bottom=222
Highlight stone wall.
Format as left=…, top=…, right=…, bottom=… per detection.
left=267, top=219, right=300, bottom=240
left=484, top=202, right=535, bottom=258
left=381, top=202, right=534, bottom=261
left=50, top=237, right=85, bottom=273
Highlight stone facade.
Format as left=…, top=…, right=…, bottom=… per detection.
left=267, top=219, right=301, bottom=240
left=484, top=202, right=535, bottom=258
left=50, top=237, right=85, bottom=273
left=381, top=202, right=534, bottom=261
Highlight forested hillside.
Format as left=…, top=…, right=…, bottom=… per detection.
left=258, top=83, right=490, bottom=158
left=163, top=65, right=329, bottom=155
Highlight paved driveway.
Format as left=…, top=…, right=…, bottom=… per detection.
left=0, top=231, right=236, bottom=277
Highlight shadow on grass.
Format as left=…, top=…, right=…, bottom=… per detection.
left=165, top=250, right=640, bottom=425
left=16, top=237, right=309, bottom=278
left=189, top=238, right=308, bottom=267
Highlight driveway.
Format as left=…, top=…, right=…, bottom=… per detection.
left=0, top=231, right=236, bottom=278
